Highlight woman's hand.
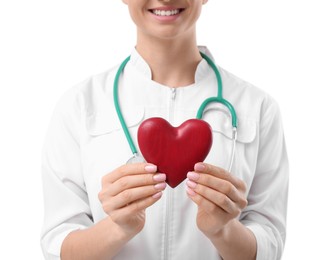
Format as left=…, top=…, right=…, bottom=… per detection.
left=186, top=162, right=248, bottom=238
left=98, top=163, right=166, bottom=238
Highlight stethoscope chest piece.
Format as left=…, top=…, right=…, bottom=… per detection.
left=126, top=154, right=145, bottom=164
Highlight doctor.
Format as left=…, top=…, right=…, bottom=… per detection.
left=41, top=0, right=289, bottom=259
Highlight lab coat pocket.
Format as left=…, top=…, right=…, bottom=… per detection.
left=83, top=106, right=145, bottom=187
left=202, top=106, right=257, bottom=176
left=202, top=106, right=256, bottom=143
left=86, top=106, right=145, bottom=136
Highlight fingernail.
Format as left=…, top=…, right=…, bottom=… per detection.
left=187, top=171, right=200, bottom=181
left=153, top=173, right=166, bottom=182
left=152, top=191, right=162, bottom=199
left=186, top=187, right=196, bottom=196
left=145, top=164, right=157, bottom=173
left=154, top=182, right=167, bottom=190
left=186, top=180, right=197, bottom=189
left=194, top=163, right=205, bottom=172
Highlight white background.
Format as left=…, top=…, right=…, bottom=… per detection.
left=0, top=0, right=328, bottom=259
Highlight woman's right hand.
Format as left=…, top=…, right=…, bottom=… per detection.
left=98, top=163, right=166, bottom=238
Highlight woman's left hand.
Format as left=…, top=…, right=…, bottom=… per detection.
left=186, top=162, right=248, bottom=238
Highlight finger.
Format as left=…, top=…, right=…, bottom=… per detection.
left=103, top=163, right=158, bottom=184
left=187, top=181, right=240, bottom=215
left=186, top=187, right=226, bottom=215
left=110, top=191, right=163, bottom=223
left=194, top=162, right=247, bottom=191
left=187, top=172, right=245, bottom=207
left=105, top=184, right=166, bottom=212
left=109, top=173, right=166, bottom=196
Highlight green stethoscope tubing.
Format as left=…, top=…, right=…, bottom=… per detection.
left=196, top=53, right=237, bottom=129
left=113, top=52, right=238, bottom=169
left=113, top=56, right=136, bottom=153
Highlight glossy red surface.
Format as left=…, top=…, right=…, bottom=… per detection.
left=138, top=117, right=213, bottom=188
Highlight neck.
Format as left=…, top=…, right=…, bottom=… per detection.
left=135, top=33, right=202, bottom=88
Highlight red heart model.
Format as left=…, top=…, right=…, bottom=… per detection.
left=137, top=117, right=213, bottom=188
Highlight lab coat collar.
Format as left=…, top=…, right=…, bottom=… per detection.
left=129, top=46, right=216, bottom=84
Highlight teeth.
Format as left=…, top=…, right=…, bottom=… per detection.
left=152, top=9, right=180, bottom=16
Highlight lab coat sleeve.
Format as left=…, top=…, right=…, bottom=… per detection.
left=240, top=96, right=289, bottom=260
left=40, top=87, right=93, bottom=259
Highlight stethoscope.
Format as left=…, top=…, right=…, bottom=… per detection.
left=114, top=52, right=238, bottom=172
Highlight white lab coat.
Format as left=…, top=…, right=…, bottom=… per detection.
left=41, top=47, right=289, bottom=260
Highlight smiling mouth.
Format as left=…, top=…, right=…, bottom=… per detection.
left=150, top=8, right=185, bottom=17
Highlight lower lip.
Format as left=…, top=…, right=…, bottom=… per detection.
left=149, top=11, right=182, bottom=22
